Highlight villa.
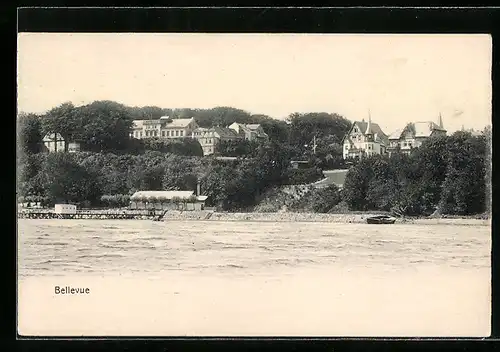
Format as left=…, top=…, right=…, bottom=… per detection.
left=341, top=116, right=389, bottom=160
left=387, top=114, right=446, bottom=156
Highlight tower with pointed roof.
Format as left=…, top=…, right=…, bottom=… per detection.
left=364, top=111, right=374, bottom=156
left=438, top=113, right=444, bottom=129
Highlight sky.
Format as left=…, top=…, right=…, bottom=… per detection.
left=17, top=33, right=492, bottom=134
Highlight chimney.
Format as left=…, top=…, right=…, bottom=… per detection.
left=196, top=182, right=201, bottom=196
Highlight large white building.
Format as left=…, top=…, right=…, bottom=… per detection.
left=341, top=116, right=389, bottom=160
left=387, top=115, right=447, bottom=156
left=129, top=116, right=199, bottom=140
left=192, top=126, right=242, bottom=156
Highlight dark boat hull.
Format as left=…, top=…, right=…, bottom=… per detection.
left=366, top=217, right=396, bottom=224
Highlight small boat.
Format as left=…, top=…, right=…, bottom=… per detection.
left=366, top=215, right=396, bottom=224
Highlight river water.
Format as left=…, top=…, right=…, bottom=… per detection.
left=17, top=219, right=491, bottom=337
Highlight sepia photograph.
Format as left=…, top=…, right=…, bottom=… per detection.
left=17, top=32, right=492, bottom=337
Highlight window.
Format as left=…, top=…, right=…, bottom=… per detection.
left=154, top=131, right=157, bottom=137
left=354, top=128, right=358, bottom=133
left=140, top=132, right=143, bottom=137
left=166, top=131, right=170, bottom=137
left=175, top=130, right=179, bottom=136
left=180, top=130, right=184, bottom=136
left=162, top=131, right=165, bottom=137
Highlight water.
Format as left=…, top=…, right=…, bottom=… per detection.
left=17, top=220, right=491, bottom=336
left=18, top=220, right=490, bottom=276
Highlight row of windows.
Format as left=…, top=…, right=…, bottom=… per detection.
left=390, top=141, right=413, bottom=148
left=193, top=131, right=215, bottom=137
left=344, top=144, right=375, bottom=150
left=133, top=130, right=185, bottom=138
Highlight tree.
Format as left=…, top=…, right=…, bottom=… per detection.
left=258, top=119, right=290, bottom=143
left=216, top=139, right=260, bottom=157
left=439, top=132, right=487, bottom=215
left=287, top=112, right=351, bottom=149
left=40, top=102, right=81, bottom=152
left=76, top=100, right=134, bottom=152
left=41, top=153, right=101, bottom=205
left=17, top=112, right=43, bottom=154
left=310, top=184, right=341, bottom=213
left=17, top=153, right=46, bottom=198
left=342, top=159, right=373, bottom=210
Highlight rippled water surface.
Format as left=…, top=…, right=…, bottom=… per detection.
left=18, top=220, right=491, bottom=277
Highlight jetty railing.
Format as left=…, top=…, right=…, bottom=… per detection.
left=17, top=208, right=162, bottom=220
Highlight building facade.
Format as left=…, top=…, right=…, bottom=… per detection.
left=387, top=115, right=446, bottom=156
left=129, top=190, right=207, bottom=211
left=228, top=122, right=268, bottom=141
left=341, top=117, right=389, bottom=160
left=192, top=126, right=242, bottom=156
left=42, top=133, right=66, bottom=153
left=130, top=116, right=199, bottom=140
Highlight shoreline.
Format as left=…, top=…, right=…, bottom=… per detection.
left=17, top=208, right=490, bottom=226
left=162, top=210, right=490, bottom=226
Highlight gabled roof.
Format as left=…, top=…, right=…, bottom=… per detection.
left=413, top=121, right=446, bottom=137
left=42, top=133, right=65, bottom=142
left=229, top=122, right=253, bottom=134
left=388, top=129, right=403, bottom=140
left=213, top=126, right=240, bottom=138
left=388, top=120, right=447, bottom=140
left=342, top=121, right=389, bottom=145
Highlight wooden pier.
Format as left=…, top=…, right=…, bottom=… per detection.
left=18, top=209, right=164, bottom=220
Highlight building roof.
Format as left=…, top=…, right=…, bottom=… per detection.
left=388, top=128, right=403, bottom=140
left=213, top=126, right=240, bottom=138
left=229, top=122, right=252, bottom=134
left=166, top=118, right=196, bottom=128
left=42, top=133, right=65, bottom=142
left=130, top=191, right=206, bottom=202
left=343, top=121, right=389, bottom=145
left=389, top=121, right=447, bottom=140
left=132, top=117, right=195, bottom=129
left=412, top=121, right=446, bottom=137
left=246, top=124, right=261, bottom=130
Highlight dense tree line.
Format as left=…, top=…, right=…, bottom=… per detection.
left=17, top=100, right=351, bottom=209
left=17, top=101, right=351, bottom=161
left=17, top=100, right=490, bottom=216
left=18, top=143, right=304, bottom=210
left=342, top=130, right=490, bottom=216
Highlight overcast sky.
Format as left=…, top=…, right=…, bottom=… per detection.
left=17, top=33, right=491, bottom=134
